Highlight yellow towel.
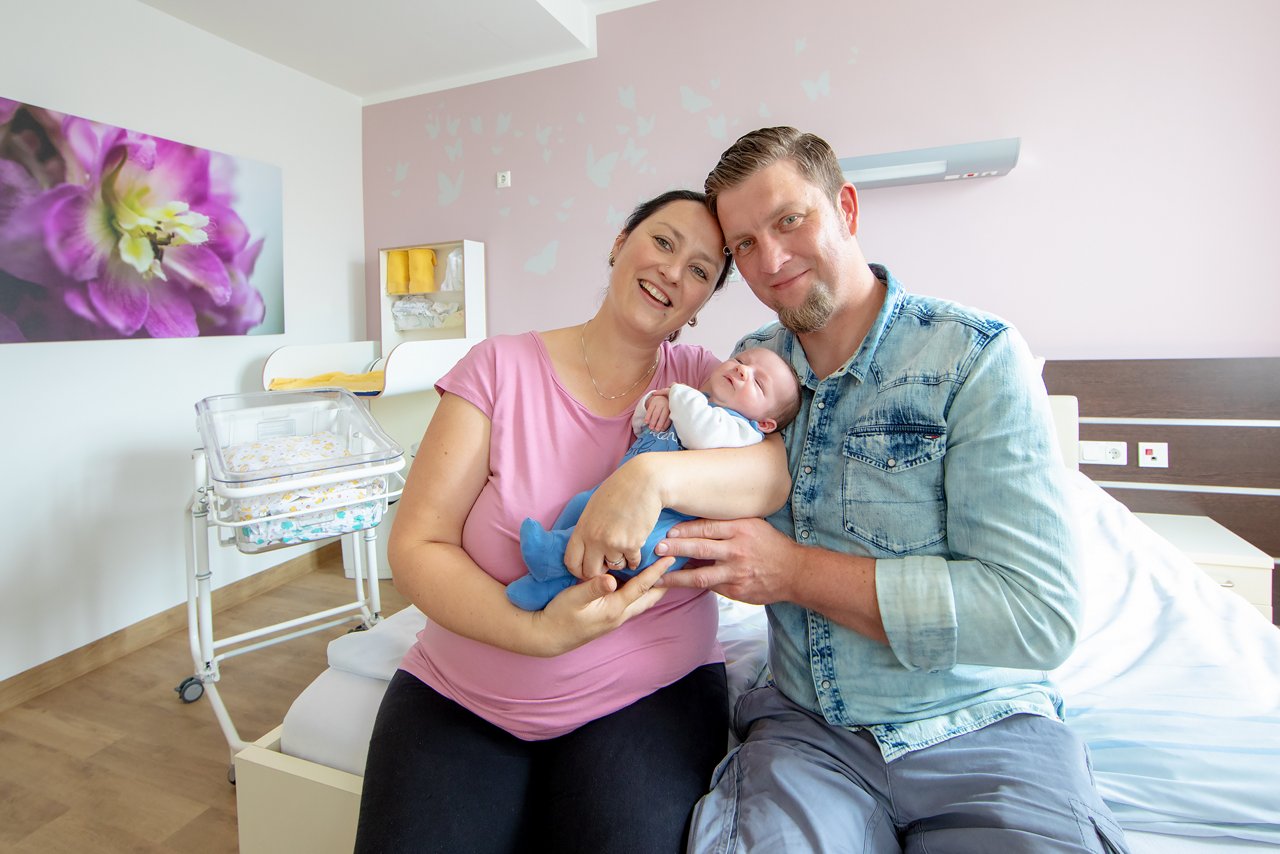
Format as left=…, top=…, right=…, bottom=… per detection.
left=408, top=248, right=437, bottom=293
left=386, top=250, right=409, bottom=294
left=268, top=371, right=386, bottom=394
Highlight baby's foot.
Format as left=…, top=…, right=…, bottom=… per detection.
left=506, top=573, right=576, bottom=611
left=519, top=517, right=571, bottom=582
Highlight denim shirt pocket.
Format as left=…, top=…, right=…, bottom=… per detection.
left=841, top=424, right=947, bottom=555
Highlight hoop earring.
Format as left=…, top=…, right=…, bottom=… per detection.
left=687, top=315, right=698, bottom=327
left=608, top=252, right=615, bottom=267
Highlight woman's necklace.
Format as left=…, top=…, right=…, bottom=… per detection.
left=579, top=323, right=659, bottom=401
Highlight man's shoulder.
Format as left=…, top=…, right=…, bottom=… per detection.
left=897, top=291, right=1009, bottom=337
left=873, top=290, right=1020, bottom=381
left=733, top=321, right=789, bottom=355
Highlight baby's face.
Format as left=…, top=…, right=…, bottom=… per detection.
left=703, top=348, right=795, bottom=424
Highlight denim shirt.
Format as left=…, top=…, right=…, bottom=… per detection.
left=736, top=266, right=1080, bottom=761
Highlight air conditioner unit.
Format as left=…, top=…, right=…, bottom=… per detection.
left=838, top=138, right=1020, bottom=190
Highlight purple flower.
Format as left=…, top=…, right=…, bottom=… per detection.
left=0, top=101, right=267, bottom=339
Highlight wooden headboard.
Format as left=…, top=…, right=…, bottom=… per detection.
left=1043, top=357, right=1280, bottom=618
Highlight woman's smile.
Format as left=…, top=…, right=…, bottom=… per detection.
left=638, top=279, right=673, bottom=307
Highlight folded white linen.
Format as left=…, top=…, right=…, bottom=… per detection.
left=327, top=604, right=426, bottom=680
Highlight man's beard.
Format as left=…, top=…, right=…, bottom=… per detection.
left=778, top=279, right=835, bottom=334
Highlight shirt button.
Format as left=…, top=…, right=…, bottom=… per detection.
left=816, top=401, right=825, bottom=409
left=803, top=466, right=812, bottom=474
left=800, top=530, right=810, bottom=539
left=887, top=458, right=897, bottom=467
left=820, top=679, right=832, bottom=690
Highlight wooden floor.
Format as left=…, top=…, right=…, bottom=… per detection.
left=0, top=550, right=407, bottom=853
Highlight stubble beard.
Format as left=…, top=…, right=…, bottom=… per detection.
left=777, top=279, right=836, bottom=334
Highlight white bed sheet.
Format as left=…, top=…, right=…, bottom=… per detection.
left=1050, top=471, right=1280, bottom=845
left=283, top=471, right=1280, bottom=850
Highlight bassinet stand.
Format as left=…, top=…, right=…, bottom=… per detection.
left=177, top=448, right=404, bottom=782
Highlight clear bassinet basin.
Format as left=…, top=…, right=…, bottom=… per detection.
left=195, top=389, right=405, bottom=553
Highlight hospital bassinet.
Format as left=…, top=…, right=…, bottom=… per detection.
left=180, top=388, right=406, bottom=780
left=197, top=389, right=402, bottom=552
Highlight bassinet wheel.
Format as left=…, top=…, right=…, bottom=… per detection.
left=176, top=676, right=205, bottom=703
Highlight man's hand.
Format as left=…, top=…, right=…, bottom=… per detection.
left=655, top=517, right=798, bottom=604
left=661, top=518, right=888, bottom=643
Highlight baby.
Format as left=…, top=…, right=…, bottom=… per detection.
left=508, top=347, right=801, bottom=611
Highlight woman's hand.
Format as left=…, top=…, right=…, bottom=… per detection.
left=563, top=454, right=663, bottom=578
left=533, top=558, right=671, bottom=655
left=563, top=437, right=790, bottom=580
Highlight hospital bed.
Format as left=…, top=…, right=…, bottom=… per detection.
left=233, top=394, right=1280, bottom=853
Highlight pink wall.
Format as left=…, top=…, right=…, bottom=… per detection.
left=362, top=0, right=1280, bottom=360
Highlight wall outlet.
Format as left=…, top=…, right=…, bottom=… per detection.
left=1079, top=440, right=1127, bottom=466
left=1138, top=441, right=1169, bottom=468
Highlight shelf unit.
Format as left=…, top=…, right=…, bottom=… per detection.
left=262, top=238, right=485, bottom=406
left=374, top=239, right=486, bottom=395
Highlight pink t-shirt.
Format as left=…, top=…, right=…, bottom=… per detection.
left=398, top=332, right=725, bottom=740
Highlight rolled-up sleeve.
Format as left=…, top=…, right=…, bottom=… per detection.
left=877, top=329, right=1080, bottom=672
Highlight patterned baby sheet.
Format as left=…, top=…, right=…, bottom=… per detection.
left=222, top=432, right=388, bottom=552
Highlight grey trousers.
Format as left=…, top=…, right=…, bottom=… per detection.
left=688, top=685, right=1129, bottom=854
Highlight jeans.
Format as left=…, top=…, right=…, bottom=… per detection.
left=687, top=685, right=1129, bottom=854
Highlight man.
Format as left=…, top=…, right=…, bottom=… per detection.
left=656, top=127, right=1129, bottom=853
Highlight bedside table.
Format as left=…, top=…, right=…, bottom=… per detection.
left=1134, top=513, right=1274, bottom=622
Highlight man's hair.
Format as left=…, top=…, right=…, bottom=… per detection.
left=704, top=127, right=846, bottom=216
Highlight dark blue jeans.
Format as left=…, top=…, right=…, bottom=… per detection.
left=355, top=663, right=729, bottom=854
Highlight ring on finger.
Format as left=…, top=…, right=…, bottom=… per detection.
left=605, top=556, right=625, bottom=568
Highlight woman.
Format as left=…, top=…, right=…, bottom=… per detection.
left=355, top=190, right=790, bottom=853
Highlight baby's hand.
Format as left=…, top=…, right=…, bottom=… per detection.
left=644, top=388, right=672, bottom=432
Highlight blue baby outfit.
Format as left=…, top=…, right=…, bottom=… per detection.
left=509, top=393, right=763, bottom=611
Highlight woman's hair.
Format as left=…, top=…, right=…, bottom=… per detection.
left=620, top=189, right=733, bottom=294
left=703, top=127, right=845, bottom=216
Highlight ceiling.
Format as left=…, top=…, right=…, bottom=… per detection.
left=136, top=0, right=655, bottom=104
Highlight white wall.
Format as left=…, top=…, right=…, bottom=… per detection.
left=0, top=0, right=366, bottom=680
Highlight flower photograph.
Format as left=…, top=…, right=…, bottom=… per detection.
left=0, top=97, right=283, bottom=343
